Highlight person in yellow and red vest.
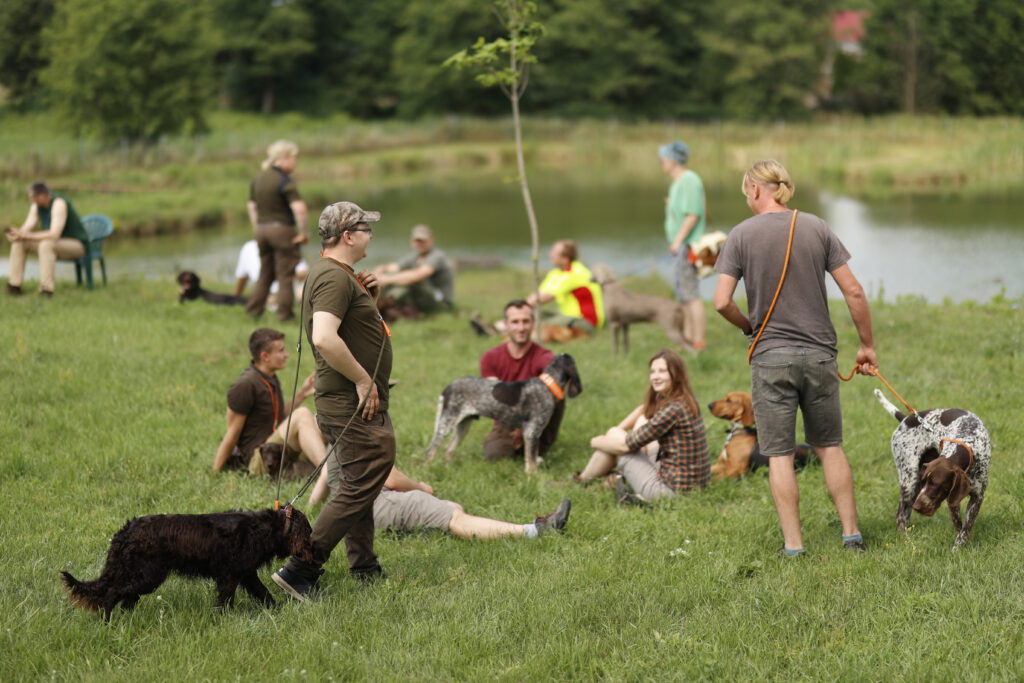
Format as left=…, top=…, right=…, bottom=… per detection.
left=526, top=239, right=604, bottom=341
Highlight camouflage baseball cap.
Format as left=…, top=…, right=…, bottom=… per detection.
left=410, top=224, right=433, bottom=241
left=318, top=201, right=381, bottom=242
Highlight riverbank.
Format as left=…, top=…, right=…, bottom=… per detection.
left=1, top=112, right=1022, bottom=236
left=2, top=270, right=1022, bottom=679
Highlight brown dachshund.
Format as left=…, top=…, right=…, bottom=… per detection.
left=707, top=391, right=814, bottom=480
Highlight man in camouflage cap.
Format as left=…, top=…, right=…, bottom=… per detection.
left=273, top=201, right=396, bottom=601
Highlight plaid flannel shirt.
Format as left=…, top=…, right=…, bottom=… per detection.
left=625, top=400, right=710, bottom=493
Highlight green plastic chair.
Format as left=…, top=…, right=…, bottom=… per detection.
left=75, top=214, right=114, bottom=289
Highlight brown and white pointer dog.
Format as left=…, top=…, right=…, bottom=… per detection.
left=707, top=391, right=814, bottom=480
left=875, top=389, right=991, bottom=550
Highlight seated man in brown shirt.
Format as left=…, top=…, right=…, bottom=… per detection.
left=213, top=327, right=329, bottom=504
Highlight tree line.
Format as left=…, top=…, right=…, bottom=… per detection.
left=1, top=0, right=1021, bottom=141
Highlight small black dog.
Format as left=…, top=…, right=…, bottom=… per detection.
left=177, top=271, right=247, bottom=305
left=61, top=507, right=313, bottom=619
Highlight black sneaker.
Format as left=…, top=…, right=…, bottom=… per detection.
left=272, top=566, right=323, bottom=602
left=614, top=476, right=649, bottom=507
left=6, top=283, right=22, bottom=296
left=843, top=538, right=867, bottom=552
left=534, top=498, right=571, bottom=534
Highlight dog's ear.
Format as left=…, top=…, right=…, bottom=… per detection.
left=567, top=372, right=582, bottom=397
left=947, top=468, right=971, bottom=508
left=738, top=394, right=755, bottom=427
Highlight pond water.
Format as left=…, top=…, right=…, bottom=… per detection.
left=5, top=172, right=1023, bottom=303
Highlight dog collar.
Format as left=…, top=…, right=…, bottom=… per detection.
left=724, top=422, right=756, bottom=441
left=940, top=437, right=974, bottom=471
left=539, top=373, right=565, bottom=400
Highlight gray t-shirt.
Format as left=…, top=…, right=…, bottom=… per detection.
left=397, top=248, right=454, bottom=305
left=716, top=210, right=850, bottom=356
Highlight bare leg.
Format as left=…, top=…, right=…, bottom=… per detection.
left=768, top=454, right=803, bottom=549
left=578, top=450, right=617, bottom=480
left=446, top=506, right=525, bottom=540
left=309, top=466, right=330, bottom=505
left=278, top=407, right=330, bottom=504
left=815, top=445, right=860, bottom=537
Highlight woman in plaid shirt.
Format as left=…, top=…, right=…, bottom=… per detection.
left=577, top=349, right=710, bottom=501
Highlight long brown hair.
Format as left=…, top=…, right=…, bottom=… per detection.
left=642, top=349, right=699, bottom=419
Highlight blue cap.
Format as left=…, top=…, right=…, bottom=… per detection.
left=659, top=141, right=690, bottom=165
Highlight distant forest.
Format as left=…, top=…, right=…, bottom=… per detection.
left=2, top=0, right=1021, bottom=139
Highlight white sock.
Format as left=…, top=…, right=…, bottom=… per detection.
left=523, top=523, right=538, bottom=539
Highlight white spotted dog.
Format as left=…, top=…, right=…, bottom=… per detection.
left=424, top=354, right=582, bottom=474
left=875, top=389, right=991, bottom=550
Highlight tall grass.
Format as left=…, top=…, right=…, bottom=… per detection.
left=1, top=268, right=1022, bottom=680
left=2, top=113, right=1022, bottom=236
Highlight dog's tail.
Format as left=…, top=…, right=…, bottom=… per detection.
left=60, top=571, right=105, bottom=613
left=874, top=388, right=906, bottom=422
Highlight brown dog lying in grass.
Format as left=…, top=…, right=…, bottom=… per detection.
left=707, top=391, right=815, bottom=480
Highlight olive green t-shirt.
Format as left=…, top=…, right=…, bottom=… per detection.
left=303, top=257, right=392, bottom=424
left=249, top=166, right=301, bottom=225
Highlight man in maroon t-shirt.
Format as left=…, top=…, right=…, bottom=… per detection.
left=479, top=299, right=564, bottom=460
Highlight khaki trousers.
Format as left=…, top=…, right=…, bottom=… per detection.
left=8, top=238, right=85, bottom=292
left=246, top=221, right=300, bottom=320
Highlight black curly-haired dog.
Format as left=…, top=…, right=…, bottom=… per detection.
left=61, top=507, right=313, bottom=619
left=177, top=270, right=247, bottom=305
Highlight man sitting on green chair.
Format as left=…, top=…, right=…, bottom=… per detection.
left=5, top=182, right=88, bottom=298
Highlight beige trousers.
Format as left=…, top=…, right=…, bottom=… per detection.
left=8, top=238, right=85, bottom=292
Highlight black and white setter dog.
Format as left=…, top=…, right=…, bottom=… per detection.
left=875, top=389, right=991, bottom=550
left=61, top=507, right=312, bottom=619
left=424, top=354, right=582, bottom=474
left=177, top=271, right=247, bottom=305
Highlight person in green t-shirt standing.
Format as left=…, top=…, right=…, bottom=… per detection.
left=5, top=181, right=88, bottom=297
left=660, top=141, right=708, bottom=351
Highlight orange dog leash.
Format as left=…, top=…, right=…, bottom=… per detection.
left=747, top=210, right=798, bottom=364
left=839, top=365, right=915, bottom=415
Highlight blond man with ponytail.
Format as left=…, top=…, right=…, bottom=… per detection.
left=713, top=160, right=878, bottom=557
left=245, top=139, right=309, bottom=322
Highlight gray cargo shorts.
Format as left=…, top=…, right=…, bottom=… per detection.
left=750, top=346, right=843, bottom=456
left=373, top=489, right=456, bottom=532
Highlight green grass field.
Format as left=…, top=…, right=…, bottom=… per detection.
left=1, top=269, right=1022, bottom=681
